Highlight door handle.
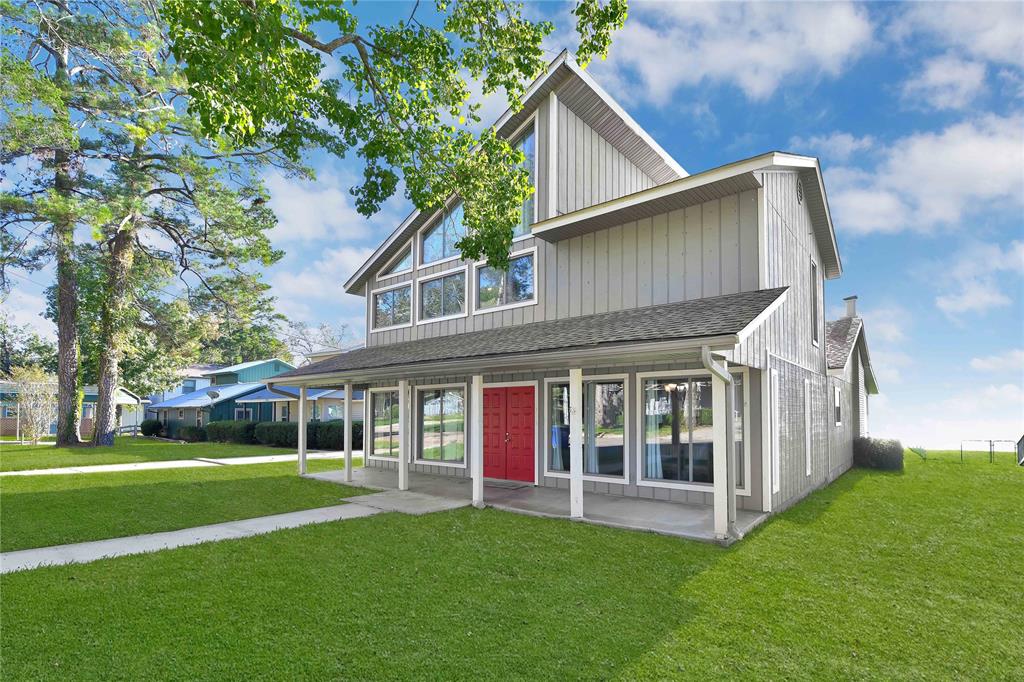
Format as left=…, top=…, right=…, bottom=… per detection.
left=504, top=432, right=510, bottom=443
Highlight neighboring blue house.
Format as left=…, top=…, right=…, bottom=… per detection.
left=149, top=359, right=294, bottom=437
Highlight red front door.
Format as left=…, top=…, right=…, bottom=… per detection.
left=483, top=386, right=535, bottom=482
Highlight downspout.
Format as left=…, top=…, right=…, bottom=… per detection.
left=701, top=346, right=739, bottom=541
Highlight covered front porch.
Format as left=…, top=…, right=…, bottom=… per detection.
left=307, top=467, right=766, bottom=542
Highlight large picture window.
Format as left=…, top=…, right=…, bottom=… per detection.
left=641, top=376, right=715, bottom=483
left=513, top=125, right=535, bottom=237
left=417, top=387, right=465, bottom=463
left=548, top=378, right=626, bottom=478
left=476, top=252, right=535, bottom=311
left=373, top=285, right=411, bottom=329
left=421, top=203, right=466, bottom=264
left=371, top=390, right=400, bottom=458
left=419, top=271, right=465, bottom=321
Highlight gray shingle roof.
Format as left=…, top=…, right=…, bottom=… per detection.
left=826, top=317, right=863, bottom=370
left=275, top=287, right=788, bottom=380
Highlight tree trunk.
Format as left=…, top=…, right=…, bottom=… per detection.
left=52, top=37, right=81, bottom=447
left=92, top=227, right=135, bottom=446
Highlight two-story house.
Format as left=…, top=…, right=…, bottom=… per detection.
left=271, top=51, right=879, bottom=542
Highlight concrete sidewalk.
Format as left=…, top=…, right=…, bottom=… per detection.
left=0, top=503, right=381, bottom=573
left=1, top=451, right=363, bottom=477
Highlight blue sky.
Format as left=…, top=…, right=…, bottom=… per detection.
left=7, top=1, right=1022, bottom=448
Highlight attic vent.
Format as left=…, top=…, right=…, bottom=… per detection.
left=796, top=179, right=804, bottom=204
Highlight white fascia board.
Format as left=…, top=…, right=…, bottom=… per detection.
left=736, top=288, right=789, bottom=344
left=564, top=56, right=687, bottom=179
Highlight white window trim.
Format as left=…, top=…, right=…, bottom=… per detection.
left=804, top=378, right=812, bottom=477
left=417, top=195, right=465, bottom=269
left=178, top=409, right=184, bottom=420
left=771, top=369, right=781, bottom=495
left=507, top=112, right=539, bottom=230
left=233, top=407, right=251, bottom=421
left=542, top=373, right=630, bottom=484
left=366, top=386, right=401, bottom=462
left=412, top=382, right=468, bottom=469
left=810, top=258, right=820, bottom=348
left=370, top=281, right=414, bottom=332
left=481, top=380, right=540, bottom=486
left=833, top=384, right=842, bottom=426
left=633, top=368, right=751, bottom=496
left=377, top=242, right=415, bottom=281
left=471, top=246, right=539, bottom=315
left=416, top=265, right=469, bottom=325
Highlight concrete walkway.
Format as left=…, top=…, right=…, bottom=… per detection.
left=1, top=451, right=363, bottom=477
left=0, top=503, right=381, bottom=574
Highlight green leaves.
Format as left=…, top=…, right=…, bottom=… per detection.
left=163, top=0, right=628, bottom=268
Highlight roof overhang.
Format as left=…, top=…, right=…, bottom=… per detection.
left=531, top=151, right=842, bottom=279
left=268, top=335, right=739, bottom=388
left=343, top=51, right=687, bottom=295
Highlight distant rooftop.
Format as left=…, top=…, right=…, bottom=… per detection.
left=203, top=358, right=295, bottom=376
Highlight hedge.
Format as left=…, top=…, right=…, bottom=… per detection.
left=140, top=419, right=163, bottom=437
left=178, top=425, right=207, bottom=442
left=206, top=420, right=258, bottom=444
left=253, top=420, right=364, bottom=450
left=853, top=436, right=904, bottom=471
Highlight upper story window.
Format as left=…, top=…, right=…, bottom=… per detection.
left=181, top=379, right=196, bottom=394
left=379, top=245, right=413, bottom=278
left=513, top=123, right=536, bottom=238
left=421, top=202, right=466, bottom=265
left=419, top=269, right=466, bottom=322
left=373, top=283, right=412, bottom=330
left=475, top=250, right=535, bottom=312
left=810, top=260, right=819, bottom=345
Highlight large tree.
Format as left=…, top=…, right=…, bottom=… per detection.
left=2, top=0, right=295, bottom=445
left=163, top=0, right=628, bottom=270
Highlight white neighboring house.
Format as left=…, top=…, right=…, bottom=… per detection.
left=144, top=364, right=221, bottom=420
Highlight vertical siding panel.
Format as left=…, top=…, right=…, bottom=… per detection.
left=651, top=212, right=669, bottom=305
left=581, top=232, right=595, bottom=316
left=583, top=124, right=592, bottom=209
left=739, top=189, right=758, bottom=292
left=543, top=241, right=557, bottom=322
left=594, top=230, right=609, bottom=314
left=556, top=239, right=570, bottom=319
left=702, top=200, right=720, bottom=297
left=720, top=193, right=740, bottom=295
left=636, top=217, right=653, bottom=307
left=668, top=208, right=686, bottom=301
left=574, top=115, right=584, bottom=212
left=569, top=236, right=583, bottom=318
left=620, top=220, right=638, bottom=309
left=608, top=224, right=623, bottom=312
left=684, top=204, right=703, bottom=300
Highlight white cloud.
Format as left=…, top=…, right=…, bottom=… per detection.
left=585, top=2, right=873, bottom=105
left=789, top=132, right=874, bottom=163
left=269, top=246, right=373, bottom=324
left=970, top=349, right=1024, bottom=373
left=872, top=349, right=913, bottom=385
left=902, top=53, right=986, bottom=110
left=2, top=281, right=55, bottom=340
left=263, top=170, right=372, bottom=244
left=891, top=3, right=1024, bottom=68
left=828, top=113, right=1024, bottom=235
left=933, top=241, right=1023, bottom=318
left=872, top=382, right=1024, bottom=449
left=859, top=304, right=910, bottom=344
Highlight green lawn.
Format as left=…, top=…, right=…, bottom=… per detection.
left=1, top=454, right=1021, bottom=679
left=0, top=437, right=296, bottom=472
left=0, top=459, right=365, bottom=552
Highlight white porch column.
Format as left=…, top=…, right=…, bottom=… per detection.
left=297, top=386, right=308, bottom=475
left=398, top=379, right=409, bottom=491
left=569, top=368, right=584, bottom=519
left=471, top=374, right=484, bottom=508
left=343, top=382, right=354, bottom=483
left=711, top=367, right=737, bottom=540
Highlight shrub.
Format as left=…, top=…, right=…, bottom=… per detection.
left=178, top=425, right=207, bottom=442
left=854, top=437, right=904, bottom=471
left=253, top=420, right=364, bottom=450
left=314, top=419, right=363, bottom=451
left=140, top=419, right=163, bottom=437
left=254, top=422, right=299, bottom=448
left=206, top=420, right=257, bottom=444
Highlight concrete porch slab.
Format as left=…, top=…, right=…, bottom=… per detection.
left=347, top=490, right=471, bottom=515
left=306, top=468, right=768, bottom=543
